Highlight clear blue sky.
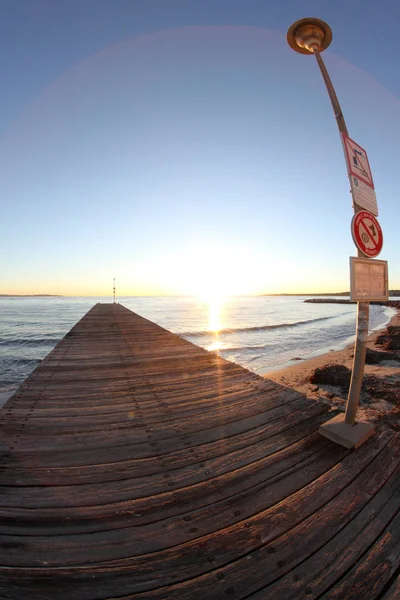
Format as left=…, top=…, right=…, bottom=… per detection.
left=1, top=0, right=399, bottom=296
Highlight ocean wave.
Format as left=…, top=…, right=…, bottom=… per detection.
left=0, top=357, right=41, bottom=367
left=0, top=337, right=60, bottom=348
left=218, top=343, right=274, bottom=353
left=0, top=386, right=17, bottom=396
left=0, top=357, right=41, bottom=389
left=180, top=315, right=334, bottom=338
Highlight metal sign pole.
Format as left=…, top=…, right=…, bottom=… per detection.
left=287, top=18, right=375, bottom=448
left=312, top=49, right=370, bottom=428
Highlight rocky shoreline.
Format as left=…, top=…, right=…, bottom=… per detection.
left=266, top=310, right=400, bottom=431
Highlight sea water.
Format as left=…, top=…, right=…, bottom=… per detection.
left=0, top=296, right=395, bottom=399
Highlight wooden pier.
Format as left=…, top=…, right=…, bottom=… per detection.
left=1, top=303, right=400, bottom=599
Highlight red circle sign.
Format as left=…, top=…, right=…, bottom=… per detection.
left=351, top=211, right=383, bottom=257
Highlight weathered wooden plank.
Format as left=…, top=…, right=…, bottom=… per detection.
left=0, top=410, right=329, bottom=487
left=380, top=576, right=400, bottom=600
left=0, top=386, right=304, bottom=434
left=0, top=432, right=385, bottom=569
left=0, top=430, right=392, bottom=599
left=0, top=399, right=326, bottom=468
left=0, top=425, right=332, bottom=532
left=1, top=411, right=326, bottom=489
left=318, top=509, right=400, bottom=599
left=234, top=434, right=400, bottom=599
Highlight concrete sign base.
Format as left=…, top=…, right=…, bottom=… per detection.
left=319, top=413, right=375, bottom=449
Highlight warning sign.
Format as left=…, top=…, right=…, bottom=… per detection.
left=351, top=211, right=383, bottom=258
left=342, top=134, right=374, bottom=189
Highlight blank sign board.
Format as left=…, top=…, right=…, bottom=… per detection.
left=350, top=257, right=388, bottom=302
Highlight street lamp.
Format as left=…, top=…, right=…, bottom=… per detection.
left=287, top=18, right=375, bottom=449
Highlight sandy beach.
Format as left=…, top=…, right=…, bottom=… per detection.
left=265, top=309, right=400, bottom=430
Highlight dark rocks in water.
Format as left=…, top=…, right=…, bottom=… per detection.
left=305, top=299, right=354, bottom=305
left=366, top=348, right=400, bottom=364
left=309, top=364, right=351, bottom=387
left=304, top=299, right=400, bottom=309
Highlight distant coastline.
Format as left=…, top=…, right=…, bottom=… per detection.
left=264, top=292, right=350, bottom=297
left=0, top=294, right=62, bottom=298
left=265, top=290, right=400, bottom=297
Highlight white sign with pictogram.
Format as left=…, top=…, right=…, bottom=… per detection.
left=351, top=211, right=383, bottom=258
left=342, top=134, right=374, bottom=188
left=342, top=133, right=379, bottom=216
left=350, top=176, right=378, bottom=216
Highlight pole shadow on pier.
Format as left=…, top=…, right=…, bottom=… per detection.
left=1, top=303, right=399, bottom=599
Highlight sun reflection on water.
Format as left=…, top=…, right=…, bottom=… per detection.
left=208, top=298, right=222, bottom=332
left=208, top=337, right=223, bottom=352
left=207, top=295, right=224, bottom=352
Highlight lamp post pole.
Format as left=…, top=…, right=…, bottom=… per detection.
left=287, top=18, right=374, bottom=448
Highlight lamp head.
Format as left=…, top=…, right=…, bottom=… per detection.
left=287, top=18, right=332, bottom=54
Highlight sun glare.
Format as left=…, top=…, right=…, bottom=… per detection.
left=208, top=297, right=222, bottom=332
left=207, top=296, right=224, bottom=352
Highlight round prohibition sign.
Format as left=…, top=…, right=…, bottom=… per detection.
left=351, top=210, right=383, bottom=258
